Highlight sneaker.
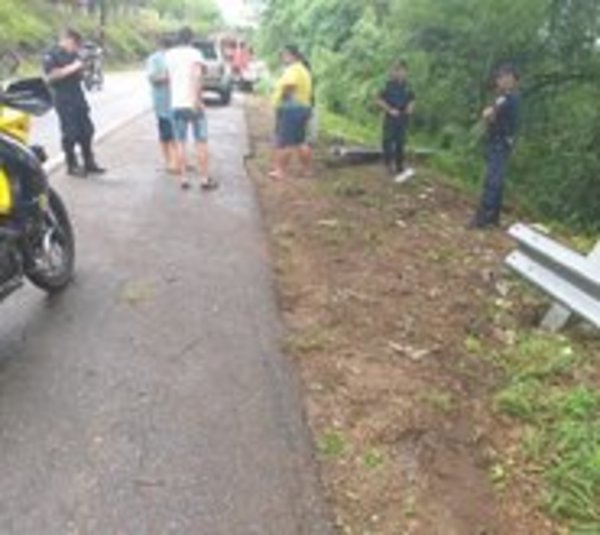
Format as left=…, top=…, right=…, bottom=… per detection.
left=394, top=167, right=416, bottom=184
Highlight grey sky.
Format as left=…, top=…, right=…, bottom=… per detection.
left=216, top=0, right=246, bottom=24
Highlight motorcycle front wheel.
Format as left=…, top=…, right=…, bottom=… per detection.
left=26, top=188, right=75, bottom=293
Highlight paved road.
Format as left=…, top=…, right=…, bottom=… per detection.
left=0, top=100, right=332, bottom=533
left=31, top=71, right=151, bottom=158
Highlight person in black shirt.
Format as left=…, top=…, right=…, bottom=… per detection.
left=376, top=61, right=416, bottom=183
left=43, top=28, right=105, bottom=177
left=470, top=65, right=520, bottom=229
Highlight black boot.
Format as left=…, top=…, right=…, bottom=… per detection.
left=67, top=165, right=87, bottom=178
left=65, top=146, right=86, bottom=178
left=85, top=162, right=106, bottom=175
left=82, top=140, right=106, bottom=175
left=467, top=208, right=499, bottom=230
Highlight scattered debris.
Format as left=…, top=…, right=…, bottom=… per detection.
left=388, top=341, right=431, bottom=361
left=121, top=280, right=154, bottom=305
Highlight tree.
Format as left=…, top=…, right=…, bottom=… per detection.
left=258, top=0, right=600, bottom=230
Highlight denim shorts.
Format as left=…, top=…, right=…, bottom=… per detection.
left=157, top=116, right=175, bottom=142
left=172, top=108, right=208, bottom=143
left=275, top=104, right=311, bottom=148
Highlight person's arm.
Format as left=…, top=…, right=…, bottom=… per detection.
left=46, top=58, right=84, bottom=82
left=272, top=67, right=296, bottom=106
left=375, top=88, right=400, bottom=117
left=280, top=66, right=298, bottom=101
left=406, top=90, right=416, bottom=115
left=147, top=58, right=168, bottom=85
left=482, top=95, right=507, bottom=122
left=192, top=61, right=205, bottom=110
left=281, top=83, right=297, bottom=100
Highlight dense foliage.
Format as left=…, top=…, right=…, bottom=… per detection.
left=259, top=0, right=600, bottom=230
left=0, top=0, right=222, bottom=63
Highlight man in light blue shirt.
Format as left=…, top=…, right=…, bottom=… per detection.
left=146, top=36, right=175, bottom=172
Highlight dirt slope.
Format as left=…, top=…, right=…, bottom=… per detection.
left=244, top=96, right=567, bottom=535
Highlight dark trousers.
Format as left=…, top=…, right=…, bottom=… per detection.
left=476, top=140, right=512, bottom=225
left=56, top=104, right=96, bottom=169
left=382, top=117, right=407, bottom=172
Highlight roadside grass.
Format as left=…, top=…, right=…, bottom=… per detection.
left=492, top=332, right=600, bottom=532
left=318, top=430, right=347, bottom=457
left=362, top=448, right=385, bottom=470
left=417, top=389, right=456, bottom=414
left=283, top=326, right=334, bottom=356
left=320, top=108, right=379, bottom=146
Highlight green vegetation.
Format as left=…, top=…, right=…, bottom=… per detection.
left=283, top=326, right=333, bottom=355
left=258, top=0, right=600, bottom=231
left=362, top=448, right=385, bottom=470
left=494, top=333, right=600, bottom=532
left=318, top=430, right=346, bottom=457
left=0, top=0, right=222, bottom=65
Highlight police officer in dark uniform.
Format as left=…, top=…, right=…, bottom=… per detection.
left=470, top=65, right=520, bottom=229
left=376, top=61, right=416, bottom=181
left=43, top=28, right=106, bottom=177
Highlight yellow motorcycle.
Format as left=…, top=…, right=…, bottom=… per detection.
left=0, top=51, right=75, bottom=301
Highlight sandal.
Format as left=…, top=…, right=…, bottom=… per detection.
left=201, top=177, right=219, bottom=190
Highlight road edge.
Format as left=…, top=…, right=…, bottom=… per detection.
left=43, top=105, right=151, bottom=175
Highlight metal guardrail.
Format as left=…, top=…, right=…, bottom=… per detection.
left=505, top=223, right=600, bottom=330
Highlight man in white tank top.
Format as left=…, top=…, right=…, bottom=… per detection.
left=166, top=27, right=217, bottom=190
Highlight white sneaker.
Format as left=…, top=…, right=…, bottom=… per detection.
left=394, top=167, right=416, bottom=184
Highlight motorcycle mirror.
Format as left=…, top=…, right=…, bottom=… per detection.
left=0, top=50, right=20, bottom=81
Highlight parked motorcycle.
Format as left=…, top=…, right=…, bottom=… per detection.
left=0, top=51, right=75, bottom=302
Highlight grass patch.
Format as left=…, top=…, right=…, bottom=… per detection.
left=320, top=108, right=379, bottom=146
left=318, top=430, right=347, bottom=457
left=362, top=448, right=385, bottom=470
left=494, top=333, right=600, bottom=532
left=283, top=327, right=333, bottom=355
left=417, top=389, right=456, bottom=414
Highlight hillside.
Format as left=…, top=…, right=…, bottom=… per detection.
left=258, top=0, right=600, bottom=233
left=0, top=0, right=222, bottom=66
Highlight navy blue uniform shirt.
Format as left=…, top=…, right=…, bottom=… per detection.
left=43, top=46, right=87, bottom=110
left=379, top=80, right=415, bottom=114
left=488, top=91, right=519, bottom=143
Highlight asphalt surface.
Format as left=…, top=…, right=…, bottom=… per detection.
left=31, top=71, right=151, bottom=158
left=0, top=98, right=332, bottom=534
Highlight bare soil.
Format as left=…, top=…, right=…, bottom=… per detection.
left=244, top=96, right=563, bottom=535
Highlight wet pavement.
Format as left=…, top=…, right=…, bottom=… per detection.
left=0, top=99, right=332, bottom=534
left=32, top=71, right=151, bottom=158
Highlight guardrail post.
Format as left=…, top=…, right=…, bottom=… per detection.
left=541, top=240, right=600, bottom=332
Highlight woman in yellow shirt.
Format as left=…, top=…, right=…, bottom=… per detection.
left=270, top=45, right=313, bottom=180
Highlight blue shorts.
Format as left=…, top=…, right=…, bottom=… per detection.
left=275, top=105, right=311, bottom=148
left=157, top=116, right=175, bottom=143
left=172, top=108, right=208, bottom=143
